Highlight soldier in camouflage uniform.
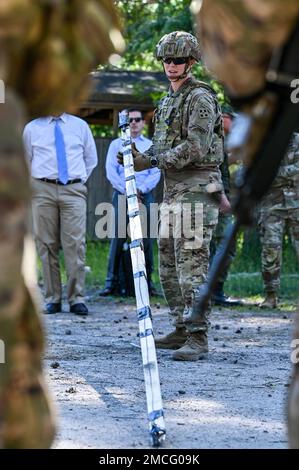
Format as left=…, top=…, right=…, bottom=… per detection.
left=0, top=0, right=123, bottom=449
left=258, top=133, right=299, bottom=308
left=123, top=32, right=224, bottom=361
left=193, top=0, right=299, bottom=449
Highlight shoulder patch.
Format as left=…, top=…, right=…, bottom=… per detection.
left=198, top=107, right=211, bottom=119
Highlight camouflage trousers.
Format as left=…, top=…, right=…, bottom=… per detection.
left=210, top=212, right=236, bottom=285
left=259, top=207, right=299, bottom=293
left=158, top=189, right=219, bottom=333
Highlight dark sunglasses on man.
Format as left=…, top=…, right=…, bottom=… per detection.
left=162, top=57, right=189, bottom=65
left=129, top=117, right=142, bottom=123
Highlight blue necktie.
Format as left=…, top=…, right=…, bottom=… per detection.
left=54, top=118, right=69, bottom=184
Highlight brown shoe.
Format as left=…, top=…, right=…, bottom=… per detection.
left=260, top=292, right=278, bottom=309
left=172, top=331, right=208, bottom=361
left=155, top=327, right=188, bottom=349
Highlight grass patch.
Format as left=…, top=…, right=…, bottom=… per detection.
left=36, top=232, right=298, bottom=305
left=225, top=272, right=299, bottom=300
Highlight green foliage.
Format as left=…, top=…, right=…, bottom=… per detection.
left=90, top=125, right=115, bottom=138
left=116, top=0, right=193, bottom=70
left=84, top=241, right=110, bottom=287
left=113, top=0, right=227, bottom=104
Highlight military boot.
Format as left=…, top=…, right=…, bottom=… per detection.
left=172, top=331, right=208, bottom=361
left=155, top=327, right=188, bottom=349
left=260, top=292, right=278, bottom=309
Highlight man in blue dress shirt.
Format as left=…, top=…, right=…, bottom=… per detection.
left=23, top=113, right=98, bottom=315
left=99, top=109, right=161, bottom=296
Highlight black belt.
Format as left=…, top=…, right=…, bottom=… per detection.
left=37, top=178, right=82, bottom=185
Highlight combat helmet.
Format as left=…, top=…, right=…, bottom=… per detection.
left=156, top=31, right=201, bottom=61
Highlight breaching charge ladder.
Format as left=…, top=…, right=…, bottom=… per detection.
left=119, top=111, right=166, bottom=447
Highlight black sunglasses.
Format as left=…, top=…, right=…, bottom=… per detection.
left=162, top=57, right=189, bottom=65
left=129, top=117, right=142, bottom=123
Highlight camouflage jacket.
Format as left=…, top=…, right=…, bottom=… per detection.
left=261, top=132, right=299, bottom=210
left=147, top=76, right=224, bottom=193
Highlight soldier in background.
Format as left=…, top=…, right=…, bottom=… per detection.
left=193, top=0, right=299, bottom=448
left=210, top=107, right=242, bottom=307
left=120, top=32, right=224, bottom=361
left=0, top=0, right=123, bottom=449
left=259, top=133, right=299, bottom=308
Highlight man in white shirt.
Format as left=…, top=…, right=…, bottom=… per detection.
left=23, top=113, right=98, bottom=315
left=99, top=109, right=160, bottom=296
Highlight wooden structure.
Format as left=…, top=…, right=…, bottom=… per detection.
left=79, top=69, right=168, bottom=135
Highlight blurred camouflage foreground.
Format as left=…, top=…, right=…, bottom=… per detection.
left=193, top=0, right=299, bottom=449
left=288, top=310, right=299, bottom=449
left=193, top=0, right=299, bottom=98
left=0, top=0, right=123, bottom=449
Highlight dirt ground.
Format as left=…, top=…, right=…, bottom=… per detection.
left=43, top=295, right=295, bottom=449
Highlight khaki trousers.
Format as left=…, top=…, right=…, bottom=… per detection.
left=31, top=179, right=87, bottom=305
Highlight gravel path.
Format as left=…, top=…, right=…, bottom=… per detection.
left=44, top=298, right=295, bottom=449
